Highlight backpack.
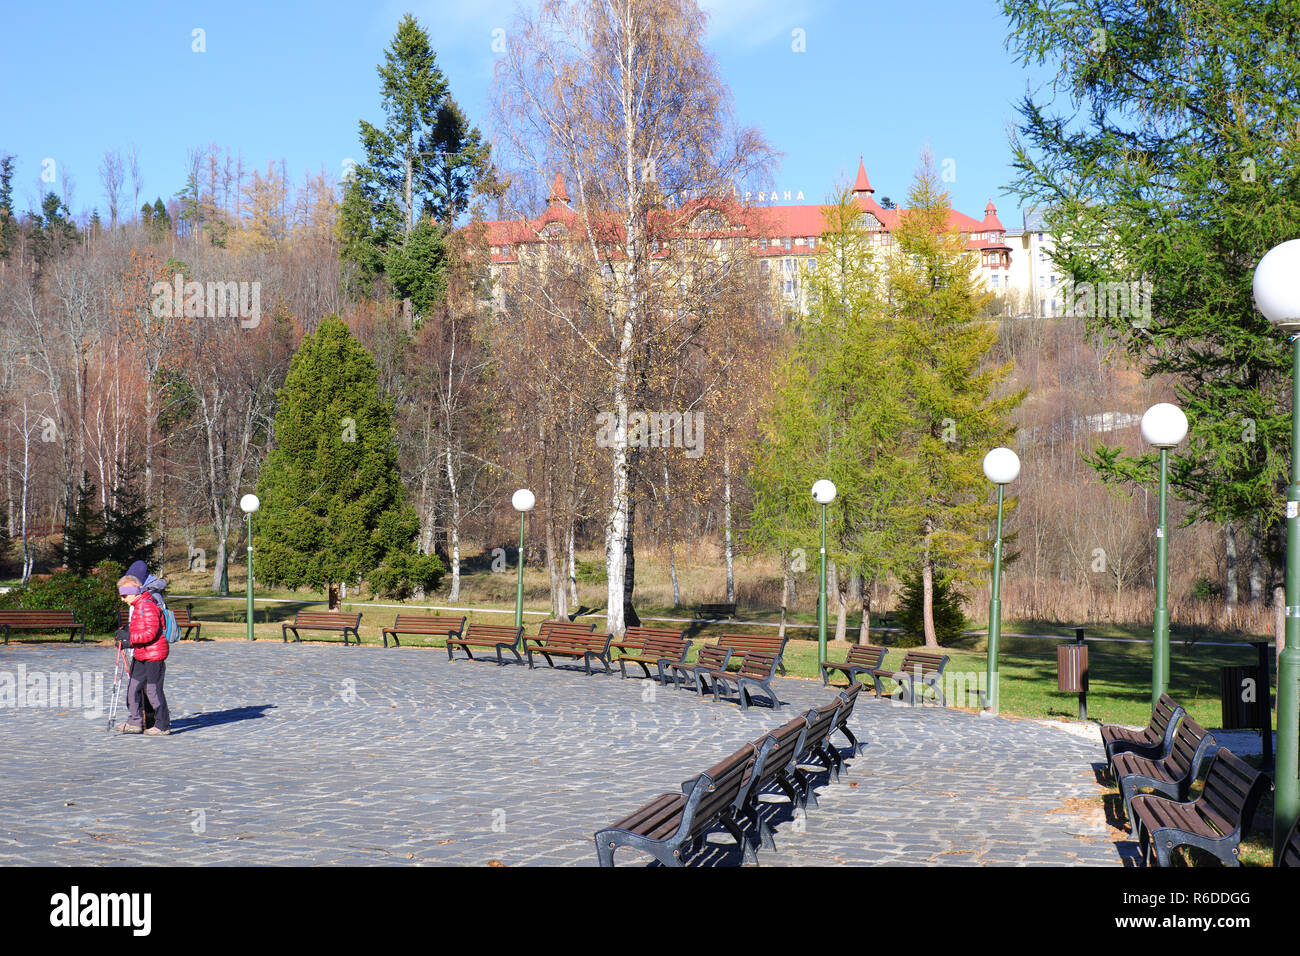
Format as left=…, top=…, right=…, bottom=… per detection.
left=141, top=574, right=180, bottom=644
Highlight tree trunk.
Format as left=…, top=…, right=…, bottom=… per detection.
left=1249, top=521, right=1265, bottom=605
left=445, top=441, right=461, bottom=601
left=778, top=551, right=791, bottom=640
left=662, top=455, right=680, bottom=607
left=328, top=582, right=340, bottom=610
left=546, top=479, right=566, bottom=620
left=567, top=519, right=578, bottom=608
left=921, top=521, right=939, bottom=647
left=622, top=462, right=638, bottom=627
left=1224, top=521, right=1238, bottom=608
left=858, top=577, right=871, bottom=645
left=211, top=534, right=228, bottom=594
left=723, top=445, right=734, bottom=603
left=836, top=570, right=849, bottom=643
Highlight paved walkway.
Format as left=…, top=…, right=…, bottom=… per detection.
left=0, top=641, right=1124, bottom=866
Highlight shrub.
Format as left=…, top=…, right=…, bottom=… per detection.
left=1191, top=576, right=1222, bottom=601
left=0, top=561, right=124, bottom=634
left=896, top=569, right=967, bottom=647
left=368, top=552, right=445, bottom=601
left=574, top=559, right=607, bottom=585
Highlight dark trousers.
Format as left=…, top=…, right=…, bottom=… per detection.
left=126, top=659, right=170, bottom=731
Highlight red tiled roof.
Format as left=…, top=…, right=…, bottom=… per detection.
left=484, top=161, right=1007, bottom=254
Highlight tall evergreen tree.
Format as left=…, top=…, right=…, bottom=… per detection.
left=888, top=158, right=1023, bottom=646
left=343, top=14, right=491, bottom=320
left=32, top=192, right=78, bottom=263
left=254, top=316, right=442, bottom=606
left=748, top=190, right=923, bottom=639
left=104, top=462, right=156, bottom=568
left=0, top=153, right=16, bottom=260
left=63, top=475, right=108, bottom=576
left=150, top=197, right=170, bottom=240
left=1003, top=0, right=1300, bottom=590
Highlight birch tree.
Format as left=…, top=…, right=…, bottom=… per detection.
left=491, top=0, right=768, bottom=634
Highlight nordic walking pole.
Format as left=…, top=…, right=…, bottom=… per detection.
left=107, top=643, right=126, bottom=732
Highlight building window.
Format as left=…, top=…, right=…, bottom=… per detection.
left=783, top=237, right=792, bottom=250
left=991, top=275, right=999, bottom=289
left=760, top=260, right=769, bottom=274
left=808, top=237, right=817, bottom=248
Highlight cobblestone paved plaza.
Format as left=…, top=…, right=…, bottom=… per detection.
left=0, top=641, right=1125, bottom=866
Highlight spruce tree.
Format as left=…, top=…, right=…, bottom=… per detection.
left=63, top=475, right=108, bottom=576
left=343, top=14, right=491, bottom=318
left=254, top=316, right=441, bottom=606
left=104, top=462, right=156, bottom=569
left=0, top=154, right=16, bottom=260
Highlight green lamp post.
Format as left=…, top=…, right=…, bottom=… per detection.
left=511, top=488, right=535, bottom=630
left=1253, top=238, right=1300, bottom=863
left=1140, top=402, right=1188, bottom=711
left=811, top=479, right=837, bottom=664
left=982, top=447, right=1020, bottom=715
left=239, top=493, right=260, bottom=641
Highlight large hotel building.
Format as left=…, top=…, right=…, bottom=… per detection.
left=484, top=157, right=1062, bottom=319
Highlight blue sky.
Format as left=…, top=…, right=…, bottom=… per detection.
left=1, top=0, right=1054, bottom=226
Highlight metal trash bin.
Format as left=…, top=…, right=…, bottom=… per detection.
left=1056, top=628, right=1088, bottom=719
left=1220, top=666, right=1264, bottom=730
left=1217, top=641, right=1274, bottom=768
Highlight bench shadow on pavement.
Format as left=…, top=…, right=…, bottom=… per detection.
left=169, top=704, right=277, bottom=734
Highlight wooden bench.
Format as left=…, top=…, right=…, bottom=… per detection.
left=1113, top=715, right=1218, bottom=826
left=870, top=649, right=949, bottom=706
left=595, top=743, right=757, bottom=867
left=523, top=619, right=595, bottom=648
left=380, top=614, right=465, bottom=649
left=611, top=626, right=691, bottom=682
left=663, top=643, right=734, bottom=692
left=118, top=604, right=202, bottom=641
left=701, top=650, right=783, bottom=712
left=1131, top=748, right=1271, bottom=867
left=446, top=622, right=524, bottom=665
left=716, top=632, right=789, bottom=675
left=0, top=609, right=85, bottom=645
left=820, top=644, right=887, bottom=688
left=526, top=622, right=612, bottom=675
left=735, top=715, right=813, bottom=855
left=1101, top=692, right=1185, bottom=777
left=789, top=696, right=847, bottom=808
left=824, top=683, right=867, bottom=774
left=282, top=610, right=363, bottom=645
left=693, top=602, right=737, bottom=620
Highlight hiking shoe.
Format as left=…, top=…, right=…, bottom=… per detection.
left=116, top=723, right=143, bottom=734
left=143, top=727, right=170, bottom=736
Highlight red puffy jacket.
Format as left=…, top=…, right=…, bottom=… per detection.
left=129, top=592, right=169, bottom=662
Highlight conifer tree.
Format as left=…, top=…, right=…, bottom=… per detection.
left=888, top=157, right=1023, bottom=646
left=1003, top=0, right=1300, bottom=589
left=104, top=462, right=156, bottom=568
left=254, top=316, right=442, bottom=606
left=748, top=189, right=923, bottom=639
left=63, top=475, right=108, bottom=576
left=344, top=14, right=491, bottom=322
